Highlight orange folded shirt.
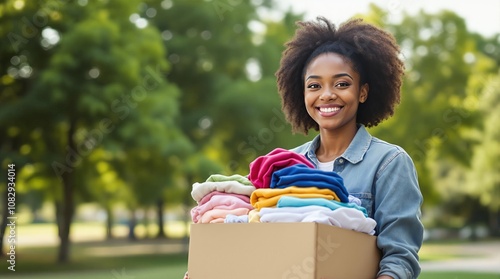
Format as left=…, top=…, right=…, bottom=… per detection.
left=250, top=186, right=340, bottom=210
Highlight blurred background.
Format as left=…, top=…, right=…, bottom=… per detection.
left=0, top=0, right=499, bottom=278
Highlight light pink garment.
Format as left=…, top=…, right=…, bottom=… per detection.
left=191, top=181, right=255, bottom=202
left=199, top=208, right=250, bottom=224
left=191, top=195, right=253, bottom=223
left=198, top=191, right=251, bottom=206
left=209, top=218, right=225, bottom=223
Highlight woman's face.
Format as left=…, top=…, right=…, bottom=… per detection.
left=303, top=52, right=368, bottom=133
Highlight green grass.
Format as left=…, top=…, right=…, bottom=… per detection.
left=0, top=239, right=188, bottom=278
left=2, top=223, right=499, bottom=279
left=1, top=265, right=187, bottom=279
left=418, top=241, right=492, bottom=262
left=419, top=272, right=500, bottom=279
left=1, top=243, right=499, bottom=279
left=1, top=251, right=188, bottom=279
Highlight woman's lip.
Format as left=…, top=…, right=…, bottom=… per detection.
left=317, top=106, right=343, bottom=117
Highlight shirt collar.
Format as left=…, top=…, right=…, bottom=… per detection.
left=343, top=124, right=372, bottom=164
left=306, top=124, right=372, bottom=165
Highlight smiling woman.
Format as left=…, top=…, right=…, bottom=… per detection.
left=275, top=17, right=424, bottom=279
left=277, top=18, right=403, bottom=135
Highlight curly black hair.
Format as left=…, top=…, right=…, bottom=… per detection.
left=275, top=17, right=404, bottom=134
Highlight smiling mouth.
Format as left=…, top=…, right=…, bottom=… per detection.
left=318, top=107, right=342, bottom=113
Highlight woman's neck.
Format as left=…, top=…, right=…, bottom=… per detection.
left=316, top=124, right=358, bottom=162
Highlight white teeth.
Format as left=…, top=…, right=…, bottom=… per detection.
left=319, top=107, right=340, bottom=113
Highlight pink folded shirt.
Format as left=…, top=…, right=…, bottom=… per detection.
left=191, top=195, right=253, bottom=223
left=248, top=148, right=314, bottom=188
left=199, top=208, right=250, bottom=224
left=198, top=191, right=251, bottom=206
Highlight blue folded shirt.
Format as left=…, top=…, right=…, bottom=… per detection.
left=270, top=164, right=349, bottom=202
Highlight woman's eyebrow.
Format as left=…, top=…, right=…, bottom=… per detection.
left=305, top=73, right=353, bottom=81
left=305, top=75, right=321, bottom=81
left=332, top=73, right=353, bottom=79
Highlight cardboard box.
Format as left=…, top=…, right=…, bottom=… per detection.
left=188, top=223, right=380, bottom=279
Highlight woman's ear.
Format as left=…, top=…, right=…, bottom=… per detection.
left=359, top=83, right=369, bottom=103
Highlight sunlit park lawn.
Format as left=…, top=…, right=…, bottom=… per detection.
left=0, top=222, right=499, bottom=279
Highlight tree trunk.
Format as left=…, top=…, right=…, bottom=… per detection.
left=105, top=205, right=113, bottom=240
left=490, top=209, right=500, bottom=237
left=57, top=119, right=76, bottom=263
left=55, top=200, right=63, bottom=239
left=128, top=209, right=137, bottom=241
left=0, top=136, right=20, bottom=257
left=156, top=199, right=165, bottom=238
left=57, top=167, right=75, bottom=262
left=183, top=177, right=193, bottom=249
left=143, top=209, right=151, bottom=238
left=0, top=183, right=9, bottom=257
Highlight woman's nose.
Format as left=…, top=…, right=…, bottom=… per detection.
left=320, top=87, right=337, bottom=100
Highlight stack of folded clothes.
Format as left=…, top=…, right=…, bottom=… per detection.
left=190, top=174, right=255, bottom=223
left=248, top=151, right=377, bottom=235
left=190, top=148, right=377, bottom=235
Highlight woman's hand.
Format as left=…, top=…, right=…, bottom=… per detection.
left=183, top=271, right=189, bottom=279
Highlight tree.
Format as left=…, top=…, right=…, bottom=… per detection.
left=361, top=5, right=496, bottom=205
left=0, top=0, right=59, bottom=257
left=467, top=74, right=500, bottom=234
left=359, top=5, right=500, bottom=232
left=145, top=1, right=309, bottom=176
left=145, top=0, right=263, bottom=146
left=0, top=0, right=184, bottom=262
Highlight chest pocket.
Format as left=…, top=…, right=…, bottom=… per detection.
left=349, top=192, right=373, bottom=218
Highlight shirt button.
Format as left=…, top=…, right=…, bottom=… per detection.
left=338, top=158, right=344, bottom=164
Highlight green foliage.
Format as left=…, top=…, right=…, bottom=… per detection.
left=145, top=0, right=261, bottom=142
left=467, top=74, right=500, bottom=211
left=0, top=1, right=192, bottom=260
left=1, top=0, right=500, bottom=246
left=365, top=6, right=499, bottom=210
left=142, top=0, right=306, bottom=178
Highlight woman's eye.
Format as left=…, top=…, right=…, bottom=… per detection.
left=307, top=83, right=320, bottom=89
left=336, top=81, right=350, bottom=88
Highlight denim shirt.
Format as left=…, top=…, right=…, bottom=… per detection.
left=291, top=125, right=424, bottom=279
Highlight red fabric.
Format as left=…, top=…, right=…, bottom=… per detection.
left=248, top=148, right=314, bottom=188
